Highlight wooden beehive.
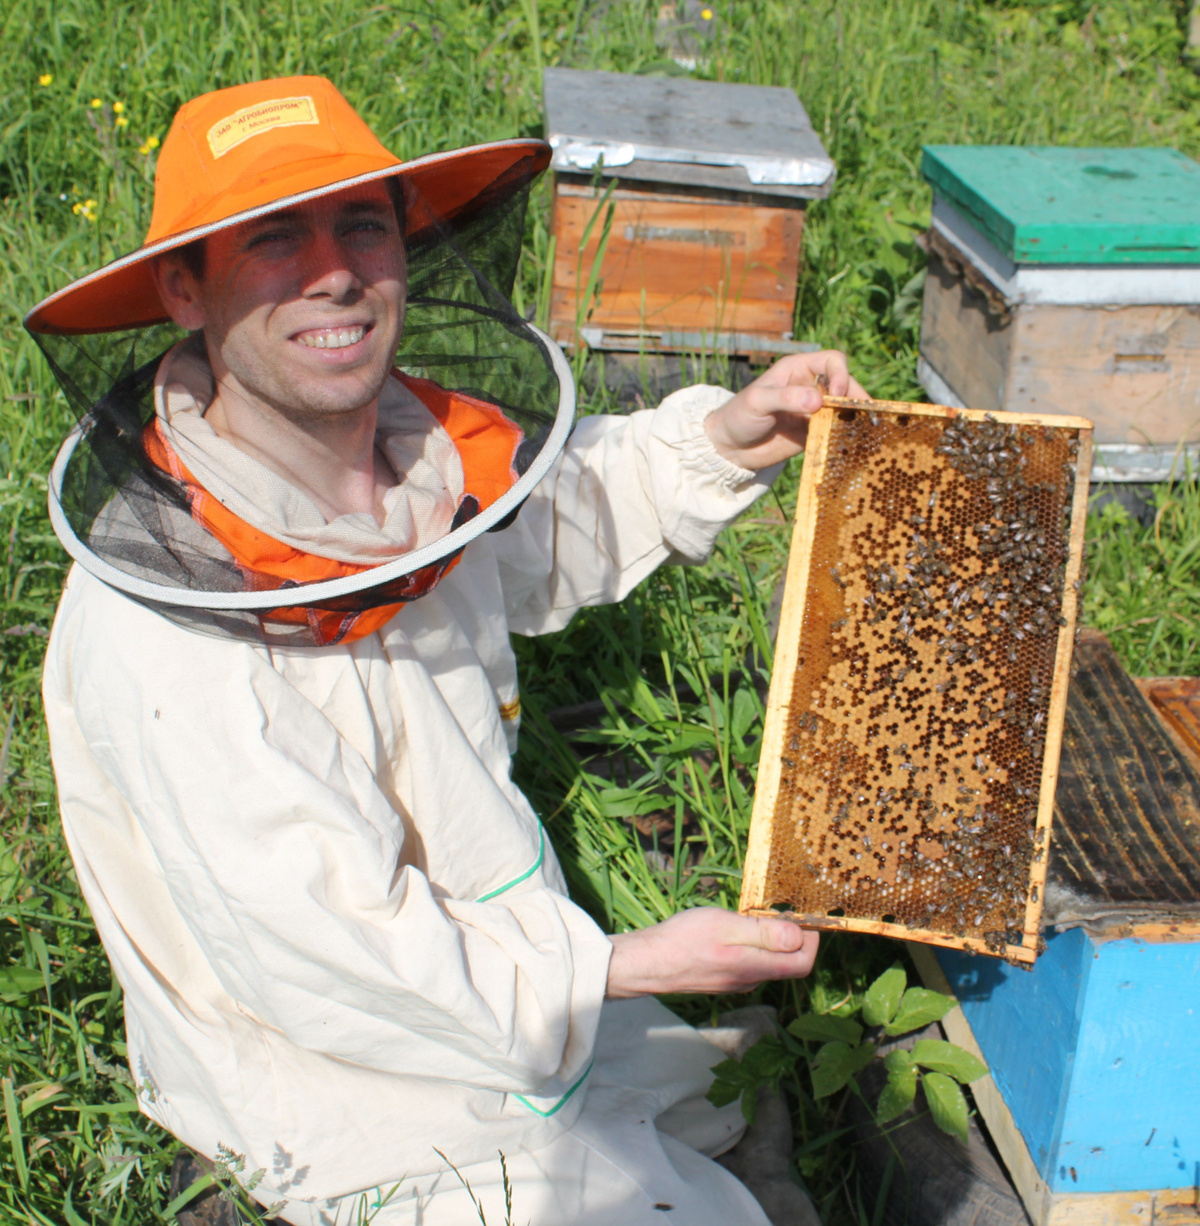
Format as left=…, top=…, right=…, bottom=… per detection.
left=917, top=146, right=1200, bottom=484
left=1136, top=675, right=1200, bottom=770
left=543, top=68, right=834, bottom=359
left=741, top=398, right=1093, bottom=964
left=914, top=632, right=1200, bottom=1225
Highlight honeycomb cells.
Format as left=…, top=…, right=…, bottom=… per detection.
left=764, top=409, right=1081, bottom=956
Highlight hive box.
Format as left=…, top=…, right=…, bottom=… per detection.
left=543, top=68, right=834, bottom=359
left=917, top=146, right=1200, bottom=482
left=911, top=633, right=1200, bottom=1225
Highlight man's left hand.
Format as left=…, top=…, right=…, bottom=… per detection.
left=704, top=349, right=868, bottom=472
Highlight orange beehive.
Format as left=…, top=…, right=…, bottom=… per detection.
left=741, top=398, right=1093, bottom=963
left=543, top=68, right=834, bottom=359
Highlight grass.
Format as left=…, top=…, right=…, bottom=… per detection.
left=0, top=0, right=1199, bottom=1221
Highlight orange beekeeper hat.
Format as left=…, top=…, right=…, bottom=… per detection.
left=26, top=75, right=550, bottom=335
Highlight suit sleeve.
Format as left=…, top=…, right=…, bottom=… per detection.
left=495, top=384, right=783, bottom=634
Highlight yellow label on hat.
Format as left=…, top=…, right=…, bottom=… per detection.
left=207, top=96, right=319, bottom=159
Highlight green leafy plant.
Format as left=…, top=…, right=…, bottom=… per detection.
left=708, top=963, right=987, bottom=1141
left=707, top=1034, right=799, bottom=1125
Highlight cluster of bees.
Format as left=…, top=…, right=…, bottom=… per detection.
left=769, top=409, right=1080, bottom=957
left=935, top=413, right=1080, bottom=761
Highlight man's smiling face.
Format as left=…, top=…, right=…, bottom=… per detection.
left=157, top=181, right=407, bottom=421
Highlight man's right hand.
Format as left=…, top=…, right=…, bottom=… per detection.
left=605, top=906, right=819, bottom=998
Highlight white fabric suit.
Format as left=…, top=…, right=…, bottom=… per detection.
left=42, top=356, right=781, bottom=1225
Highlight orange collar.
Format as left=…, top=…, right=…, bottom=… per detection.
left=143, top=371, right=523, bottom=645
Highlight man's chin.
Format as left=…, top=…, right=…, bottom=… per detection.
left=277, top=370, right=393, bottom=421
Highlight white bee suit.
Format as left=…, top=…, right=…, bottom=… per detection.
left=42, top=374, right=780, bottom=1226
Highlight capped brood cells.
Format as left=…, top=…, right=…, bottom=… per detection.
left=740, top=398, right=1093, bottom=963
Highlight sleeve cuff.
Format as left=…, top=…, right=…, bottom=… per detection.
left=633, top=384, right=784, bottom=563
left=659, top=384, right=786, bottom=490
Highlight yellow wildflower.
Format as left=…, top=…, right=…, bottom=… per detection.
left=90, top=97, right=103, bottom=109
left=38, top=73, right=52, bottom=86
left=72, top=198, right=98, bottom=222
left=701, top=6, right=713, bottom=18
left=137, top=135, right=160, bottom=155
left=116, top=116, right=128, bottom=128
left=112, top=100, right=125, bottom=114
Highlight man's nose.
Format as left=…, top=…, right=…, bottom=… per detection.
left=300, top=232, right=361, bottom=301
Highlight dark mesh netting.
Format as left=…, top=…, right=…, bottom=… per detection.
left=31, top=155, right=571, bottom=647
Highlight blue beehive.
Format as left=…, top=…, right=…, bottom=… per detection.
left=913, top=632, right=1200, bottom=1225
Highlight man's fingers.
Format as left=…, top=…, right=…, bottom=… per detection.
left=758, top=351, right=855, bottom=398
left=747, top=381, right=822, bottom=417
left=764, top=350, right=847, bottom=389
left=725, top=925, right=820, bottom=983
left=614, top=909, right=821, bottom=995
left=815, top=350, right=851, bottom=397
left=758, top=917, right=805, bottom=952
left=744, top=385, right=822, bottom=427
left=724, top=914, right=809, bottom=953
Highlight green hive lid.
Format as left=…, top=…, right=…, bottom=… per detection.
left=921, top=146, right=1200, bottom=265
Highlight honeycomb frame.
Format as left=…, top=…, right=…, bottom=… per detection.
left=741, top=397, right=1093, bottom=963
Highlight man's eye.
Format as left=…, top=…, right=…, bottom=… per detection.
left=247, top=230, right=296, bottom=249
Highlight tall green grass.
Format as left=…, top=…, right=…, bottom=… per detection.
left=1084, top=476, right=1200, bottom=674
left=1, top=0, right=1199, bottom=1221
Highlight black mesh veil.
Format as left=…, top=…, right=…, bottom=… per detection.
left=30, top=152, right=573, bottom=646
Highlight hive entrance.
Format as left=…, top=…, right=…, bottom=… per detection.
left=741, top=398, right=1092, bottom=963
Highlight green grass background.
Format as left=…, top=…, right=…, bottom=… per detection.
left=1, top=0, right=1199, bottom=1221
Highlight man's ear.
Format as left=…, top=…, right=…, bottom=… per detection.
left=151, top=254, right=206, bottom=331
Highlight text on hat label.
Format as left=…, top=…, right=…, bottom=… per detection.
left=207, top=96, right=319, bottom=159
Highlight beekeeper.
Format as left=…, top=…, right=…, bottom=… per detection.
left=31, top=76, right=866, bottom=1225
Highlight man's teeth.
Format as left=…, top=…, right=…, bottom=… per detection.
left=298, top=326, right=365, bottom=350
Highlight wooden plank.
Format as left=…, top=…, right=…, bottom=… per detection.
left=1085, top=919, right=1200, bottom=942
left=548, top=287, right=794, bottom=341
left=549, top=189, right=801, bottom=344
left=1051, top=633, right=1200, bottom=912
left=1006, top=302, right=1200, bottom=445
left=918, top=249, right=1012, bottom=415
left=551, top=201, right=800, bottom=313
left=1046, top=1189, right=1200, bottom=1226
left=754, top=395, right=1091, bottom=433
left=742, top=396, right=1092, bottom=963
left=908, top=941, right=1053, bottom=1226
